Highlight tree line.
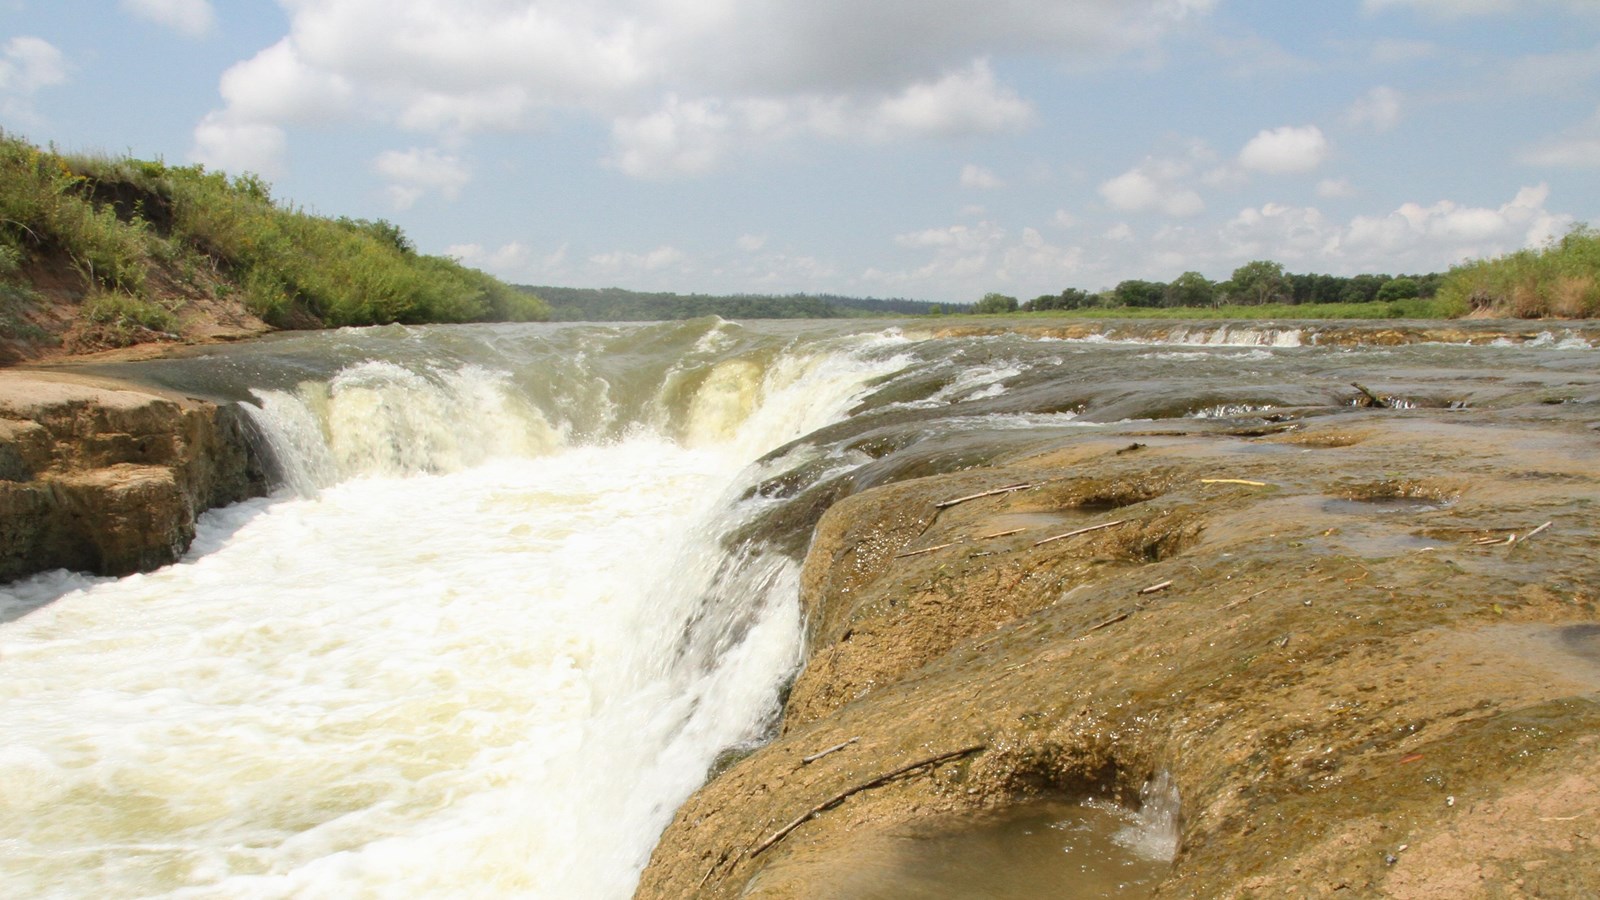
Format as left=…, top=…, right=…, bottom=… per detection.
left=972, top=260, right=1445, bottom=314
left=524, top=285, right=948, bottom=321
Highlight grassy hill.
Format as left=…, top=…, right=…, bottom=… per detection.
left=0, top=132, right=547, bottom=364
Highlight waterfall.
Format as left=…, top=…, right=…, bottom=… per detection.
left=0, top=322, right=911, bottom=899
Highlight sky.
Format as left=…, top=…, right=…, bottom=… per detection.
left=1, top=1, right=1597, bottom=303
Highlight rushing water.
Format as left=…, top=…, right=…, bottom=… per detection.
left=2, top=317, right=1596, bottom=898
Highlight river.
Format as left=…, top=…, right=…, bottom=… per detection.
left=1, top=317, right=1595, bottom=898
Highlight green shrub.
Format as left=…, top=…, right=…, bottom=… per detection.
left=82, top=289, right=177, bottom=333
left=1437, top=224, right=1600, bottom=318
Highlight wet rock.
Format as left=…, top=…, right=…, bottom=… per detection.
left=635, top=404, right=1600, bottom=899
left=0, top=372, right=269, bottom=581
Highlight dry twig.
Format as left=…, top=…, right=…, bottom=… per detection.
left=935, top=482, right=1035, bottom=509
left=1508, top=521, right=1552, bottom=553
left=801, top=737, right=860, bottom=765
left=895, top=540, right=962, bottom=559
left=1033, top=519, right=1127, bottom=547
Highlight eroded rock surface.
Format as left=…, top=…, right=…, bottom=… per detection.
left=0, top=372, right=268, bottom=580
left=637, top=399, right=1600, bottom=897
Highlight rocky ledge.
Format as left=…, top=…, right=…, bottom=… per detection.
left=0, top=371, right=268, bottom=582
left=638, top=392, right=1600, bottom=897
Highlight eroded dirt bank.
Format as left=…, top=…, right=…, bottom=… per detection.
left=0, top=370, right=268, bottom=581
left=638, top=394, right=1600, bottom=896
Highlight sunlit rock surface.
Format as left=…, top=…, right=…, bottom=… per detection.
left=637, top=388, right=1600, bottom=898
left=0, top=372, right=266, bottom=579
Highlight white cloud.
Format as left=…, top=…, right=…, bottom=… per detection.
left=1238, top=125, right=1329, bottom=174
left=589, top=245, right=687, bottom=273
left=121, top=0, right=216, bottom=39
left=872, top=217, right=1091, bottom=298
left=960, top=164, right=1004, bottom=189
left=447, top=241, right=574, bottom=283
left=1053, top=209, right=1079, bottom=228
left=607, top=61, right=1035, bottom=178
left=0, top=36, right=66, bottom=123
left=1345, top=86, right=1401, bottom=131
left=736, top=234, right=768, bottom=252
left=1317, top=178, right=1357, bottom=198
left=218, top=40, right=355, bottom=124
left=373, top=147, right=471, bottom=209
left=874, top=60, right=1035, bottom=138
left=1098, top=156, right=1205, bottom=217
left=608, top=95, right=737, bottom=178
left=1185, top=184, right=1567, bottom=276
left=190, top=112, right=287, bottom=177
left=192, top=0, right=1209, bottom=179
left=1340, top=184, right=1567, bottom=261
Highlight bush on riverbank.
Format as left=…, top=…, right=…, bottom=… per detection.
left=1436, top=224, right=1600, bottom=319
left=0, top=132, right=546, bottom=355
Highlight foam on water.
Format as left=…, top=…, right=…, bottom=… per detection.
left=0, top=333, right=911, bottom=899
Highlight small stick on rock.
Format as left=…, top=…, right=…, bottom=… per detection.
left=935, top=482, right=1036, bottom=509
left=1508, top=521, right=1552, bottom=553
left=895, top=540, right=962, bottom=559
left=1087, top=609, right=1133, bottom=632
left=750, top=745, right=986, bottom=858
left=1201, top=478, right=1267, bottom=487
left=1033, top=519, right=1127, bottom=547
left=1138, top=580, right=1173, bottom=595
left=801, top=737, right=860, bottom=765
left=981, top=528, right=1026, bottom=540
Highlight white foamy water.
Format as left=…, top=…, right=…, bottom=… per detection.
left=0, top=335, right=909, bottom=899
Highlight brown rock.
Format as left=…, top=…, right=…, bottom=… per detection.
left=0, top=371, right=268, bottom=581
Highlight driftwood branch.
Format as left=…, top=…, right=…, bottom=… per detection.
left=1138, top=580, right=1173, bottom=595
left=801, top=737, right=860, bottom=765
left=935, top=482, right=1035, bottom=509
left=1200, top=478, right=1267, bottom=487
left=1351, top=382, right=1392, bottom=409
left=982, top=528, right=1026, bottom=540
left=749, top=744, right=986, bottom=858
left=1033, top=519, right=1127, bottom=547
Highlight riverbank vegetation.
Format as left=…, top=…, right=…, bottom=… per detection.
left=1435, top=224, right=1599, bottom=318
left=0, top=132, right=546, bottom=360
left=970, top=226, right=1598, bottom=321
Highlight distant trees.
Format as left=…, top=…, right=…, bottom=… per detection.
left=973, top=292, right=1019, bottom=314
left=1023, top=287, right=1096, bottom=311
left=1111, top=279, right=1165, bottom=308
left=981, top=262, right=1449, bottom=316
left=1163, top=271, right=1216, bottom=309
left=1225, top=260, right=1290, bottom=305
